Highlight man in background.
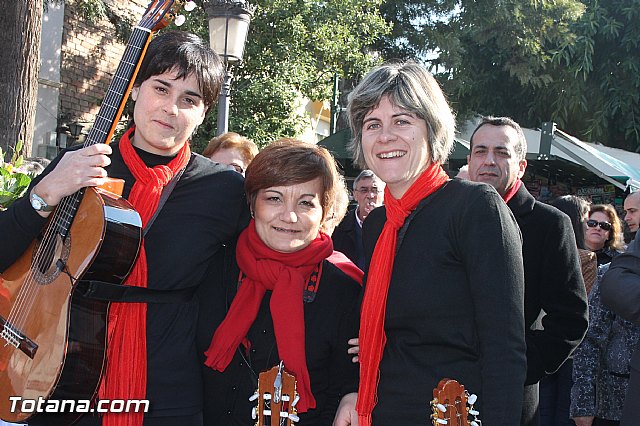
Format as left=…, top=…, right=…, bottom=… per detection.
left=467, top=116, right=588, bottom=426
left=331, top=169, right=384, bottom=269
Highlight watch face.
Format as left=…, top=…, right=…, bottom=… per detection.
left=31, top=194, right=45, bottom=211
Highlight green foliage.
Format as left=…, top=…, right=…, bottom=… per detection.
left=548, top=0, right=640, bottom=151
left=58, top=0, right=388, bottom=149
left=378, top=0, right=640, bottom=151
left=0, top=141, right=32, bottom=210
left=179, top=0, right=388, bottom=148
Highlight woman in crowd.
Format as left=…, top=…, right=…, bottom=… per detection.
left=347, top=61, right=527, bottom=425
left=585, top=204, right=625, bottom=265
left=202, top=131, right=258, bottom=176
left=201, top=139, right=362, bottom=425
left=571, top=257, right=640, bottom=426
left=540, top=195, right=596, bottom=426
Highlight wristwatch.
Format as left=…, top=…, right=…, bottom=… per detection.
left=30, top=191, right=56, bottom=212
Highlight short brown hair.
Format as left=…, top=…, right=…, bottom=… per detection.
left=244, top=138, right=340, bottom=221
left=202, top=132, right=259, bottom=164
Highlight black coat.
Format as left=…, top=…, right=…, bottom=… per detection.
left=507, top=184, right=589, bottom=425
left=362, top=178, right=527, bottom=425
left=331, top=209, right=364, bottom=269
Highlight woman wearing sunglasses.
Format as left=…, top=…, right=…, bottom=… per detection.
left=585, top=204, right=625, bottom=265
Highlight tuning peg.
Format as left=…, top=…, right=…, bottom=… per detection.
left=436, top=419, right=448, bottom=425
left=249, top=392, right=259, bottom=402
left=436, top=403, right=446, bottom=412
left=469, top=409, right=479, bottom=416
left=468, top=394, right=478, bottom=404
left=184, top=1, right=197, bottom=12
left=292, top=395, right=300, bottom=407
left=251, top=406, right=257, bottom=420
left=288, top=413, right=300, bottom=423
left=174, top=14, right=186, bottom=26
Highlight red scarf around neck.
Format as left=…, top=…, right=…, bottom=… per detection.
left=99, top=127, right=191, bottom=426
left=502, top=179, right=522, bottom=203
left=204, top=220, right=333, bottom=413
left=356, top=163, right=449, bottom=426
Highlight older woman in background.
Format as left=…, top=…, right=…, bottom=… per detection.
left=201, top=139, right=362, bottom=426
left=347, top=62, right=526, bottom=425
left=586, top=204, right=625, bottom=265
left=203, top=131, right=258, bottom=176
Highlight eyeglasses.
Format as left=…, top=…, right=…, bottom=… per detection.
left=356, top=187, right=382, bottom=195
left=230, top=164, right=245, bottom=174
left=586, top=219, right=612, bottom=231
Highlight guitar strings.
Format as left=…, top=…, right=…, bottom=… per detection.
left=4, top=26, right=151, bottom=340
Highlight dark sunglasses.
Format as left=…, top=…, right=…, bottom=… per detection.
left=586, top=219, right=612, bottom=231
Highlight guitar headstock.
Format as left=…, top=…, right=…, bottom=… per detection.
left=250, top=361, right=299, bottom=426
left=139, top=0, right=197, bottom=32
left=430, top=378, right=481, bottom=426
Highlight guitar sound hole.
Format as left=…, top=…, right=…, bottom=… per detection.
left=32, top=233, right=71, bottom=284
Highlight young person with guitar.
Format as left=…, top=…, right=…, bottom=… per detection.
left=0, top=29, right=249, bottom=426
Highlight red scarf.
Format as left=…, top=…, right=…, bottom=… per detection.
left=204, top=220, right=333, bottom=413
left=327, top=251, right=364, bottom=285
left=502, top=179, right=522, bottom=203
left=356, top=163, right=449, bottom=426
left=99, top=127, right=191, bottom=426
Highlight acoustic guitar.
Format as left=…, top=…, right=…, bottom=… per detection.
left=250, top=361, right=300, bottom=426
left=430, top=378, right=481, bottom=426
left=0, top=1, right=189, bottom=424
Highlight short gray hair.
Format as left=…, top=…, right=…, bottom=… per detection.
left=353, top=169, right=383, bottom=190
left=347, top=61, right=456, bottom=169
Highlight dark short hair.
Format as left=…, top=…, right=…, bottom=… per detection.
left=469, top=116, right=527, bottom=161
left=134, top=31, right=223, bottom=109
left=244, top=138, right=340, bottom=221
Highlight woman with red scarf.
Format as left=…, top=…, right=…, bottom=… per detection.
left=201, top=139, right=363, bottom=425
left=345, top=62, right=527, bottom=425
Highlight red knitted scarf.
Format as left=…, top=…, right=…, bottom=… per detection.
left=204, top=220, right=333, bottom=413
left=502, top=179, right=522, bottom=203
left=98, top=127, right=191, bottom=426
left=356, top=163, right=449, bottom=426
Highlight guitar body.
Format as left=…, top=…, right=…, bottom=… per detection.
left=0, top=187, right=141, bottom=424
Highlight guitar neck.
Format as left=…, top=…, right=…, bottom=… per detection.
left=82, top=26, right=153, bottom=148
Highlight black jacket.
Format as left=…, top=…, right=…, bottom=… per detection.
left=600, top=237, right=640, bottom=425
left=331, top=209, right=364, bottom=269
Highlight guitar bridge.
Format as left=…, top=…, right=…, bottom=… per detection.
left=1, top=324, right=21, bottom=348
left=0, top=316, right=38, bottom=358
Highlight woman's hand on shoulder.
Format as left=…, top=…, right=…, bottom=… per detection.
left=347, top=337, right=360, bottom=363
left=333, top=392, right=358, bottom=426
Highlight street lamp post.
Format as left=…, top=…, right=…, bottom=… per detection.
left=205, top=0, right=255, bottom=136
